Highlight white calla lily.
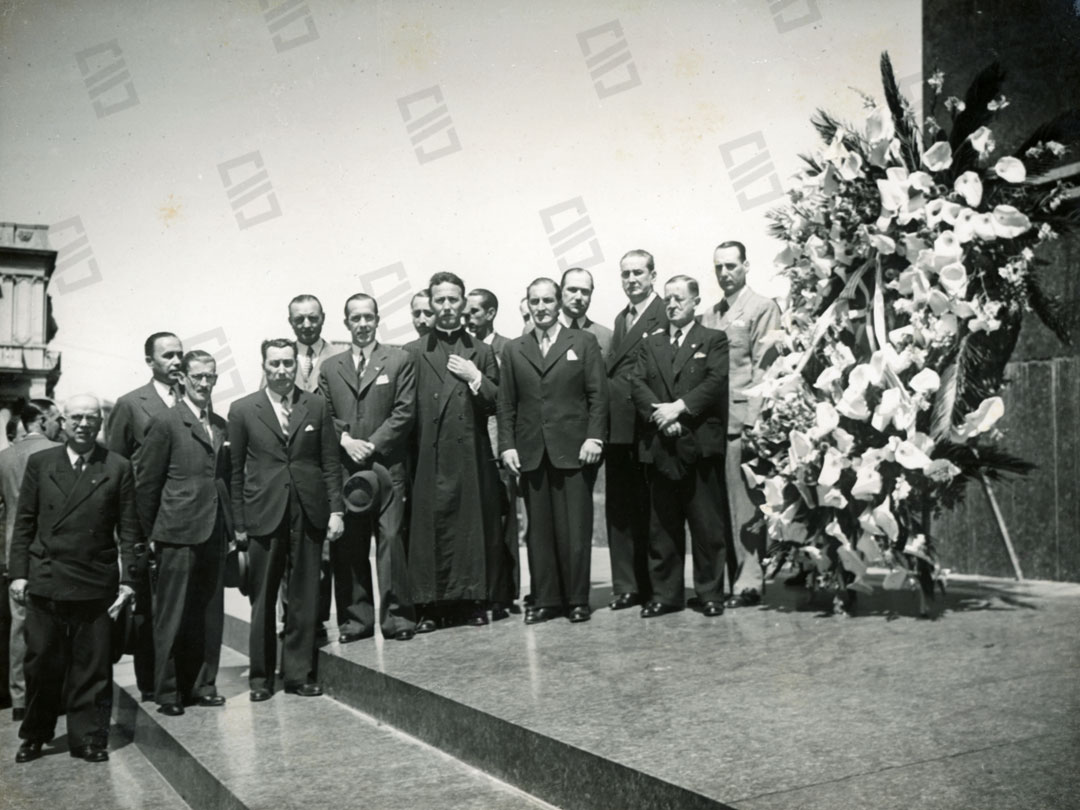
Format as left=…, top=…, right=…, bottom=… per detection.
left=922, top=140, right=953, bottom=171
left=993, top=156, right=1026, bottom=183
left=909, top=368, right=941, bottom=394
left=938, top=262, right=969, bottom=298
left=895, top=440, right=933, bottom=471
left=953, top=396, right=1005, bottom=439
left=817, top=446, right=845, bottom=486
left=991, top=205, right=1032, bottom=238
left=954, top=171, right=983, bottom=207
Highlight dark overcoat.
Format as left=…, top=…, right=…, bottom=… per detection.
left=405, top=331, right=501, bottom=603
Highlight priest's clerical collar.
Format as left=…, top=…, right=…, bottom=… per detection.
left=435, top=326, right=462, bottom=339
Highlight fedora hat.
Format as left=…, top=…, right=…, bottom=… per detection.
left=343, top=463, right=393, bottom=514
left=224, top=545, right=250, bottom=597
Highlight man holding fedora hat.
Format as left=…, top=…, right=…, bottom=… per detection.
left=228, top=339, right=344, bottom=701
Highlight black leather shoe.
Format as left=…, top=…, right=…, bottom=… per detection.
left=640, top=602, right=681, bottom=618
left=12, top=707, right=26, bottom=722
left=249, top=688, right=273, bottom=702
left=197, top=695, right=226, bottom=707
left=467, top=610, right=489, bottom=627
left=157, top=703, right=184, bottom=717
left=608, top=593, right=640, bottom=611
left=490, top=602, right=510, bottom=621
left=338, top=629, right=374, bottom=643
left=140, top=692, right=155, bottom=703
left=568, top=605, right=591, bottom=623
left=284, top=683, right=323, bottom=697
left=70, top=744, right=109, bottom=762
left=416, top=617, right=438, bottom=633
left=702, top=600, right=725, bottom=617
left=524, top=607, right=560, bottom=624
left=392, top=629, right=415, bottom=641
left=724, top=588, right=762, bottom=608
left=15, top=741, right=43, bottom=762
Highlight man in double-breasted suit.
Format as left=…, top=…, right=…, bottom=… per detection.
left=107, top=331, right=184, bottom=700
left=9, top=394, right=138, bottom=764
left=230, top=339, right=345, bottom=700
left=604, top=250, right=668, bottom=612
left=632, top=276, right=729, bottom=618
left=498, top=278, right=608, bottom=624
left=318, top=294, right=416, bottom=642
left=407, top=273, right=502, bottom=630
left=136, top=350, right=231, bottom=715
left=701, top=241, right=781, bottom=607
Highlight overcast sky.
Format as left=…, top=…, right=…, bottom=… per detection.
left=0, top=0, right=919, bottom=409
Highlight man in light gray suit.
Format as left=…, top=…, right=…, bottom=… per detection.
left=700, top=240, right=780, bottom=608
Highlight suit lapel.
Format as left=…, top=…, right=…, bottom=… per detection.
left=541, top=328, right=572, bottom=375
left=56, top=447, right=109, bottom=523
left=285, top=392, right=309, bottom=444
left=652, top=335, right=676, bottom=395
left=336, top=353, right=360, bottom=396
left=178, top=403, right=215, bottom=452
left=609, top=296, right=664, bottom=369
left=519, top=333, right=544, bottom=374
left=254, top=396, right=286, bottom=443
left=422, top=333, right=446, bottom=383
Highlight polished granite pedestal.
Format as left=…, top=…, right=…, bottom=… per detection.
left=214, top=552, right=1080, bottom=810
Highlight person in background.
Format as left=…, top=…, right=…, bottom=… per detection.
left=0, top=400, right=63, bottom=723
left=701, top=241, right=781, bottom=608
left=108, top=331, right=185, bottom=702
left=411, top=291, right=435, bottom=339
left=560, top=267, right=613, bottom=357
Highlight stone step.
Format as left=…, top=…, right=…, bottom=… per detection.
left=112, top=649, right=555, bottom=810
left=1, top=707, right=191, bottom=810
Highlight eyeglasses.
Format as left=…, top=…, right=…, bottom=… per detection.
left=65, top=414, right=101, bottom=424
left=187, top=373, right=218, bottom=383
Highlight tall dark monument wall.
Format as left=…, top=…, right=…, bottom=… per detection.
left=925, top=0, right=1080, bottom=580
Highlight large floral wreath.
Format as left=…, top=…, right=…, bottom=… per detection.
left=743, top=54, right=1079, bottom=614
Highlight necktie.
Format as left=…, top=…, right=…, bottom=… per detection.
left=279, top=397, right=292, bottom=434
left=671, top=328, right=682, bottom=349
left=539, top=330, right=551, bottom=357
left=300, top=345, right=314, bottom=380
left=627, top=306, right=638, bottom=330
left=170, top=388, right=179, bottom=407
left=718, top=299, right=730, bottom=317
left=356, top=351, right=367, bottom=384
left=73, top=455, right=85, bottom=476
left=571, top=318, right=581, bottom=330
left=199, top=409, right=213, bottom=442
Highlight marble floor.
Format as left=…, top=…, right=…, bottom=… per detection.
left=3, top=552, right=1079, bottom=810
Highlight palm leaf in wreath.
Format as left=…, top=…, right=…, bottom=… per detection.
left=879, top=52, right=920, bottom=172
left=1025, top=259, right=1074, bottom=346
left=948, top=62, right=1007, bottom=178
left=810, top=110, right=868, bottom=159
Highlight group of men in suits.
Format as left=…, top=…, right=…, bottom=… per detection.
left=2, top=238, right=781, bottom=765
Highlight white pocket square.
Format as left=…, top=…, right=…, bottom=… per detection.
left=376, top=374, right=390, bottom=385
left=693, top=351, right=706, bottom=359
left=304, top=424, right=315, bottom=432
left=566, top=349, right=579, bottom=361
